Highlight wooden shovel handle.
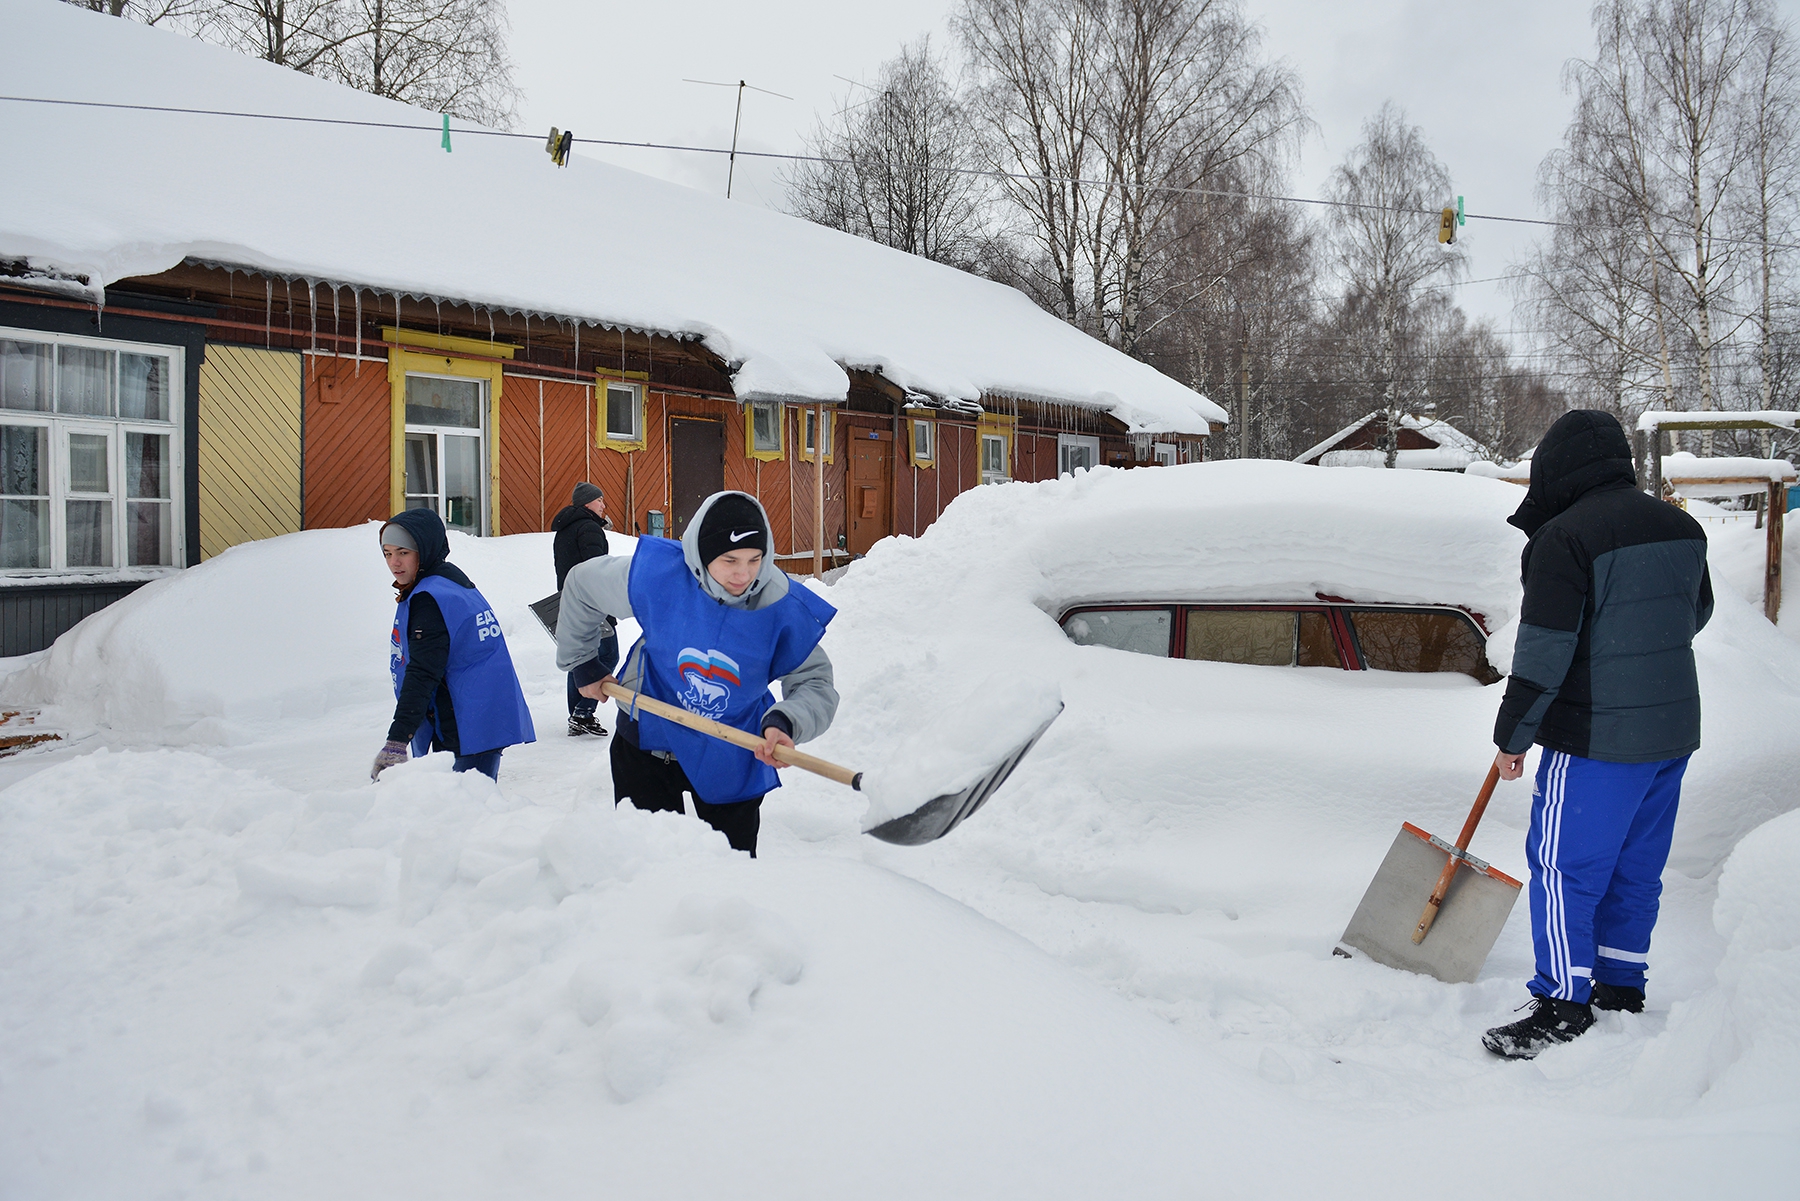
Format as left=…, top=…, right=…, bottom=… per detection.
left=1410, top=763, right=1502, bottom=945
left=600, top=680, right=862, bottom=790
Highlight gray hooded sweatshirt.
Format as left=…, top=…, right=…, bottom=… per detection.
left=555, top=491, right=839, bottom=743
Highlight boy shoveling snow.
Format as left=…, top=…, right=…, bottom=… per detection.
left=554, top=491, right=839, bottom=857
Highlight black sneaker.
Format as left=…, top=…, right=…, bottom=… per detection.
left=1482, top=996, right=1595, bottom=1060
left=1590, top=983, right=1645, bottom=1013
left=567, top=714, right=608, bottom=738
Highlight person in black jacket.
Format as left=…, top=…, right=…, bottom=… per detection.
left=551, top=482, right=619, bottom=737
left=1481, top=410, right=1713, bottom=1060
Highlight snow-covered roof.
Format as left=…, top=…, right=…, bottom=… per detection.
left=1318, top=448, right=1483, bottom=471
left=1294, top=412, right=1490, bottom=468
left=0, top=1, right=1226, bottom=436
left=1637, top=409, right=1799, bottom=433
left=1662, top=453, right=1797, bottom=497
left=1466, top=453, right=1796, bottom=495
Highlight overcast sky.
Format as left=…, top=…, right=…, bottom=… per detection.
left=505, top=0, right=1800, bottom=340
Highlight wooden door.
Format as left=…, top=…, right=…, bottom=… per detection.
left=669, top=417, right=723, bottom=539
left=846, top=428, right=894, bottom=555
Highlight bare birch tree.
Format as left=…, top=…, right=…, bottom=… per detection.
left=68, top=0, right=519, bottom=127
left=783, top=39, right=991, bottom=267
left=1325, top=103, right=1467, bottom=466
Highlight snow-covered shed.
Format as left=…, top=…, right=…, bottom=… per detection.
left=1295, top=412, right=1491, bottom=472
left=0, top=0, right=1225, bottom=653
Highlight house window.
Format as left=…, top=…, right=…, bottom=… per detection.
left=910, top=418, right=935, bottom=466
left=1152, top=443, right=1178, bottom=466
left=1058, top=433, right=1100, bottom=475
left=0, top=330, right=182, bottom=572
left=801, top=407, right=834, bottom=462
left=604, top=381, right=642, bottom=443
left=747, top=400, right=783, bottom=460
left=980, top=432, right=1009, bottom=484
left=403, top=373, right=485, bottom=536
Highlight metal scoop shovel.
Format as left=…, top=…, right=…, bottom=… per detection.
left=1334, top=764, right=1523, bottom=984
left=600, top=682, right=1060, bottom=845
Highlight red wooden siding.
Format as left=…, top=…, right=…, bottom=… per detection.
left=303, top=353, right=390, bottom=530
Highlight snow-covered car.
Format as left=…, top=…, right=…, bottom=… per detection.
left=1059, top=599, right=1502, bottom=683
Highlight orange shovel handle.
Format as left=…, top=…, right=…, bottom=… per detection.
left=1410, top=763, right=1503, bottom=945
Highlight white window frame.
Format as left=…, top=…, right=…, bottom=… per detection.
left=603, top=380, right=644, bottom=444
left=403, top=371, right=489, bottom=537
left=1058, top=433, right=1100, bottom=476
left=1153, top=442, right=1178, bottom=466
left=980, top=432, right=1010, bottom=484
left=800, top=406, right=834, bottom=462
left=0, top=325, right=185, bottom=575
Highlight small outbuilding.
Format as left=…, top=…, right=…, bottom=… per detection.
left=1295, top=412, right=1491, bottom=471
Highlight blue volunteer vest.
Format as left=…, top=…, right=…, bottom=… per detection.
left=391, top=573, right=536, bottom=758
left=627, top=538, right=835, bottom=805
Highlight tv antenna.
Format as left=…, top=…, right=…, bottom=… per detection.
left=683, top=78, right=794, bottom=198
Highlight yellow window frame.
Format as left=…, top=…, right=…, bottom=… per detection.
left=907, top=415, right=936, bottom=470
left=798, top=405, right=835, bottom=464
left=745, top=400, right=784, bottom=462
left=385, top=327, right=512, bottom=535
left=977, top=413, right=1016, bottom=481
left=597, top=371, right=650, bottom=452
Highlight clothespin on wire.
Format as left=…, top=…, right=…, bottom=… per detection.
left=545, top=126, right=573, bottom=168
left=441, top=115, right=451, bottom=153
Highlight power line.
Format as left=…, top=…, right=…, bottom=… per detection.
left=9, top=93, right=1800, bottom=254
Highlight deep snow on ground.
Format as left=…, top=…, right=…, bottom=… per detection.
left=2, top=463, right=1798, bottom=1199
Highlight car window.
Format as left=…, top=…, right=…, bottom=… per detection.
left=1184, top=609, right=1295, bottom=666
left=1296, top=611, right=1343, bottom=668
left=1346, top=609, right=1497, bottom=683
left=1062, top=608, right=1172, bottom=657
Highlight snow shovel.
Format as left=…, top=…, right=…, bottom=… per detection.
left=598, top=681, right=1060, bottom=845
left=1334, top=764, right=1523, bottom=985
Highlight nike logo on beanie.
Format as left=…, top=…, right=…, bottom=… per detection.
left=729, top=529, right=756, bottom=542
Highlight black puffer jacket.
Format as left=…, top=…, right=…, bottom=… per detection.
left=552, top=504, right=609, bottom=589
left=1494, top=410, right=1713, bottom=763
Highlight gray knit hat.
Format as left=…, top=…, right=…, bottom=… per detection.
left=572, top=481, right=603, bottom=507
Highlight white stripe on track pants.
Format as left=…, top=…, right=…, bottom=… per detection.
left=1526, top=750, right=1688, bottom=1003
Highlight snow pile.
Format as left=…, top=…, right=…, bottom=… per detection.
left=4, top=460, right=1800, bottom=1196
left=0, top=522, right=588, bottom=741
left=0, top=0, right=1224, bottom=434
left=1631, top=809, right=1800, bottom=1110
left=0, top=742, right=1387, bottom=1200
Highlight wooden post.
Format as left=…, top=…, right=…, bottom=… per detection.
left=1649, top=427, right=1664, bottom=501
left=1768, top=480, right=1785, bottom=625
left=813, top=403, right=825, bottom=579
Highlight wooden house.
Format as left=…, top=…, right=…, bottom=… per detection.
left=1295, top=412, right=1491, bottom=472
left=0, top=4, right=1224, bottom=654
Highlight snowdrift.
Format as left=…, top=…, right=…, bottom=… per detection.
left=0, top=523, right=594, bottom=741
left=3, top=461, right=1799, bottom=1197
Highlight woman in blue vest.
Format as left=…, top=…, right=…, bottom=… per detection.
left=553, top=492, right=839, bottom=856
left=372, top=508, right=535, bottom=781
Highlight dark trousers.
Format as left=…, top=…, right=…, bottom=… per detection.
left=610, top=734, right=762, bottom=856
left=568, top=635, right=621, bottom=717
left=452, top=749, right=502, bottom=780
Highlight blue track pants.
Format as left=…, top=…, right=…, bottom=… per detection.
left=1526, top=750, right=1688, bottom=1003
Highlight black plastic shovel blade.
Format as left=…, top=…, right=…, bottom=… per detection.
left=865, top=704, right=1063, bottom=845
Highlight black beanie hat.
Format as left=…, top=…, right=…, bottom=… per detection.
left=571, top=481, right=603, bottom=507
left=697, top=493, right=768, bottom=565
